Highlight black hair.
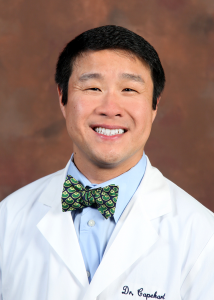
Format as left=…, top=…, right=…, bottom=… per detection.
left=55, top=25, right=165, bottom=109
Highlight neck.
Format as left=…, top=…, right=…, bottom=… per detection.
left=72, top=151, right=143, bottom=184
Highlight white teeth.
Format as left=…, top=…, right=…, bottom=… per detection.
left=94, top=127, right=125, bottom=136
left=106, top=129, right=110, bottom=135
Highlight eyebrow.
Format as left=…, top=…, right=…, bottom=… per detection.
left=78, top=72, right=145, bottom=83
left=120, top=73, right=145, bottom=83
left=78, top=73, right=103, bottom=82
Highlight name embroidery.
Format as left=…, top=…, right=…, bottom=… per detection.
left=121, top=286, right=166, bottom=299
left=122, top=286, right=134, bottom=296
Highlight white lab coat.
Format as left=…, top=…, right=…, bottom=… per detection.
left=1, top=157, right=214, bottom=300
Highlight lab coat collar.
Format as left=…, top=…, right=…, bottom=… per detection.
left=37, top=160, right=89, bottom=289
left=37, top=156, right=171, bottom=298
left=138, top=156, right=172, bottom=220
left=37, top=160, right=70, bottom=207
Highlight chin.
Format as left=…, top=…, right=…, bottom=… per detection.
left=92, top=151, right=124, bottom=167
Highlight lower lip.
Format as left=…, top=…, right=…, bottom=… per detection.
left=93, top=130, right=125, bottom=140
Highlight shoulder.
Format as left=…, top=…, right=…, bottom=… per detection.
left=145, top=157, right=214, bottom=259
left=163, top=177, right=214, bottom=275
left=145, top=157, right=214, bottom=226
left=0, top=166, right=68, bottom=247
left=166, top=178, right=214, bottom=226
left=160, top=178, right=214, bottom=292
left=0, top=167, right=65, bottom=216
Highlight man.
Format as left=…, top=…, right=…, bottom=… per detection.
left=0, top=25, right=214, bottom=300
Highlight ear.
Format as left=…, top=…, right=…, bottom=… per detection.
left=156, top=95, right=161, bottom=109
left=57, top=85, right=66, bottom=119
left=152, top=95, right=161, bottom=123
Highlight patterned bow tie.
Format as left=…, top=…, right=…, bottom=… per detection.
left=61, top=175, right=119, bottom=219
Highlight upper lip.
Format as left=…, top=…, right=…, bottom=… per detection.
left=91, top=124, right=128, bottom=131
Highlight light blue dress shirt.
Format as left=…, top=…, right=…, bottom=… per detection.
left=67, top=153, right=147, bottom=282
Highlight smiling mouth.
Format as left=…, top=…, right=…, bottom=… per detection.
left=93, top=127, right=126, bottom=136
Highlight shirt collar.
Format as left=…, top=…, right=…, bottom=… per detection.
left=67, top=153, right=147, bottom=223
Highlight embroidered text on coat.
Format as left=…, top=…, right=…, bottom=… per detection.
left=137, top=288, right=165, bottom=299
left=122, top=286, right=134, bottom=296
left=121, top=286, right=166, bottom=299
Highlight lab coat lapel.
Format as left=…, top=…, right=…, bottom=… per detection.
left=83, top=157, right=172, bottom=300
left=37, top=162, right=88, bottom=288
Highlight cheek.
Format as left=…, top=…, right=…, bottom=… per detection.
left=66, top=95, right=81, bottom=119
left=130, top=102, right=153, bottom=131
left=65, top=95, right=94, bottom=130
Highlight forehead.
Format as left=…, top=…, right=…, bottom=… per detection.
left=71, top=49, right=151, bottom=77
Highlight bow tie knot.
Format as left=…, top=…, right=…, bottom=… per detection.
left=61, top=175, right=119, bottom=219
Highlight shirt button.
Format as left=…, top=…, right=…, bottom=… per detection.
left=87, top=271, right=90, bottom=278
left=88, top=220, right=95, bottom=227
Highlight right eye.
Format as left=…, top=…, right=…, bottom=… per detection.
left=87, top=88, right=101, bottom=91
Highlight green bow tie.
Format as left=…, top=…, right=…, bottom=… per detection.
left=61, top=175, right=119, bottom=219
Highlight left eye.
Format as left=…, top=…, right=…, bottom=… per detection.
left=123, top=88, right=136, bottom=92
left=87, top=88, right=101, bottom=91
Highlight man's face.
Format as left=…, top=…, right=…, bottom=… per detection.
left=59, top=49, right=158, bottom=170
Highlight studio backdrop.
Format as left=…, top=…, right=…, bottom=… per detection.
left=0, top=0, right=214, bottom=211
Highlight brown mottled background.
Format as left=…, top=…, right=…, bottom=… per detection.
left=0, top=0, right=214, bottom=210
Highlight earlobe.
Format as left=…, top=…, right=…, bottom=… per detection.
left=152, top=109, right=157, bottom=123
left=57, top=86, right=66, bottom=118
left=152, top=96, right=161, bottom=123
left=156, top=96, right=161, bottom=109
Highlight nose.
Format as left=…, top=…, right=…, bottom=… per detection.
left=95, top=91, right=123, bottom=118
